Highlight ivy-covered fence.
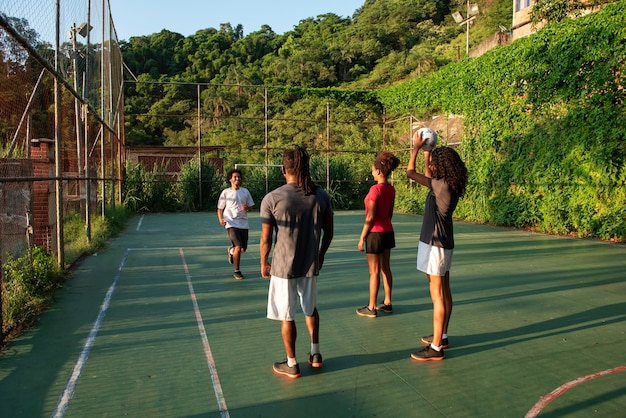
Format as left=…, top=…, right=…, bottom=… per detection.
left=379, top=1, right=626, bottom=242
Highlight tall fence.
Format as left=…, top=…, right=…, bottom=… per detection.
left=0, top=0, right=125, bottom=340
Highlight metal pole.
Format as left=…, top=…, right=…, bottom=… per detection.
left=85, top=0, right=92, bottom=240
left=197, top=84, right=202, bottom=206
left=71, top=24, right=85, bottom=219
left=108, top=19, right=116, bottom=207
left=466, top=1, right=470, bottom=55
left=326, top=101, right=330, bottom=191
left=264, top=88, right=269, bottom=195
left=54, top=0, right=64, bottom=267
left=84, top=104, right=91, bottom=240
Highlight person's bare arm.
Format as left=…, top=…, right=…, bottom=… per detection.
left=358, top=200, right=376, bottom=252
left=217, top=208, right=227, bottom=226
left=318, top=215, right=334, bottom=270
left=260, top=222, right=273, bottom=278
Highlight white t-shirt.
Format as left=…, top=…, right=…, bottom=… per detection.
left=217, top=187, right=254, bottom=229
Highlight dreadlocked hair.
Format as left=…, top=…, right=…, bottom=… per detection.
left=431, top=147, right=468, bottom=197
left=283, top=145, right=318, bottom=195
left=374, top=150, right=400, bottom=178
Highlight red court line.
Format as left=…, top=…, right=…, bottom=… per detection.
left=525, top=365, right=626, bottom=417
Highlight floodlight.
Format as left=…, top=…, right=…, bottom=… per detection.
left=77, top=22, right=93, bottom=38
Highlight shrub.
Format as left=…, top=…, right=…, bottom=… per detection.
left=2, top=247, right=63, bottom=339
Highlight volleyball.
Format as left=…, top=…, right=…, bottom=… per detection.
left=415, top=127, right=438, bottom=151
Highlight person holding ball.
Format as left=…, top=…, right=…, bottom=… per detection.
left=406, top=129, right=468, bottom=361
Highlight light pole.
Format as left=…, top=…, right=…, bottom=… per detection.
left=69, top=21, right=92, bottom=238
left=452, top=2, right=479, bottom=56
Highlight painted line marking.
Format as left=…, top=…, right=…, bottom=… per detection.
left=52, top=249, right=130, bottom=418
left=179, top=248, right=230, bottom=418
left=525, top=365, right=626, bottom=417
left=136, top=214, right=144, bottom=231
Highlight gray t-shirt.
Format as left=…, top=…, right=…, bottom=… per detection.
left=419, top=178, right=459, bottom=249
left=260, top=183, right=333, bottom=279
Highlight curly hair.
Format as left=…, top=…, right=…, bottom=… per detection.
left=226, top=168, right=242, bottom=182
left=283, top=145, right=318, bottom=195
left=430, top=147, right=468, bottom=196
left=374, top=150, right=401, bottom=178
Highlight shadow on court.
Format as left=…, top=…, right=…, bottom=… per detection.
left=1, top=211, right=625, bottom=417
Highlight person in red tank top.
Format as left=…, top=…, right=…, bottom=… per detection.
left=356, top=151, right=401, bottom=318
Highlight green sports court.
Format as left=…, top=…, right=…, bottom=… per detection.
left=1, top=211, right=625, bottom=417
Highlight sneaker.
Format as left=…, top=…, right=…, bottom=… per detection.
left=272, top=360, right=301, bottom=378
left=227, top=246, right=234, bottom=264
left=308, top=352, right=323, bottom=368
left=356, top=306, right=377, bottom=318
left=411, top=345, right=445, bottom=361
left=420, top=334, right=449, bottom=349
left=376, top=303, right=393, bottom=313
left=233, top=271, right=244, bottom=280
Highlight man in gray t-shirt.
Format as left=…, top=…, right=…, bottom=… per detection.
left=260, top=146, right=334, bottom=379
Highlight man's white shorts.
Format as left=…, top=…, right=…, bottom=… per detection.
left=267, top=276, right=317, bottom=321
left=417, top=241, right=453, bottom=276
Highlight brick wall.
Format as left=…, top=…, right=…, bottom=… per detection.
left=30, top=141, right=56, bottom=252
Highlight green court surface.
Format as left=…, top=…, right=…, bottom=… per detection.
left=1, top=211, right=625, bottom=417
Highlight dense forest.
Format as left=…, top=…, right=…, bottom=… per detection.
left=2, top=0, right=624, bottom=240
left=120, top=0, right=512, bottom=156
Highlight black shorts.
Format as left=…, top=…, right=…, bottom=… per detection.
left=365, top=231, right=395, bottom=254
left=227, top=227, right=249, bottom=250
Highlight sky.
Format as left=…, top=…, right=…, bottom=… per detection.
left=108, top=0, right=365, bottom=41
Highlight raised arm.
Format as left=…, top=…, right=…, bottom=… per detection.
left=406, top=130, right=431, bottom=187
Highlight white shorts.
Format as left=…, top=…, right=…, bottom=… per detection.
left=417, top=241, right=453, bottom=276
left=267, top=276, right=317, bottom=321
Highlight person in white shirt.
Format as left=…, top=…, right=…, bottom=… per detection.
left=217, top=169, right=254, bottom=280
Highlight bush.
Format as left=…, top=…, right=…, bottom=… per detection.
left=175, top=157, right=223, bottom=211
left=122, top=161, right=176, bottom=212
left=2, top=247, right=63, bottom=339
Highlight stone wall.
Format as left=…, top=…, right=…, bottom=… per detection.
left=0, top=159, right=32, bottom=261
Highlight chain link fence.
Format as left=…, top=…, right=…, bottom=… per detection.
left=1, top=0, right=125, bottom=338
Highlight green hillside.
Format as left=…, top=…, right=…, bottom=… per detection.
left=378, top=0, right=625, bottom=241
left=119, top=0, right=625, bottom=241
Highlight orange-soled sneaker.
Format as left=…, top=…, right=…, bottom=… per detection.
left=411, top=345, right=444, bottom=361
left=308, top=352, right=323, bottom=368
left=273, top=360, right=301, bottom=378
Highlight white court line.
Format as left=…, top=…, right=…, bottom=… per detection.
left=52, top=249, right=130, bottom=418
left=136, top=214, right=144, bottom=231
left=179, top=248, right=230, bottom=418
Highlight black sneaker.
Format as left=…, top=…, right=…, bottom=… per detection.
left=227, top=246, right=234, bottom=264
left=376, top=303, right=393, bottom=313
left=233, top=271, right=244, bottom=280
left=411, top=345, right=444, bottom=361
left=421, top=334, right=449, bottom=349
left=273, top=360, right=301, bottom=378
left=308, top=352, right=323, bottom=368
left=356, top=306, right=377, bottom=318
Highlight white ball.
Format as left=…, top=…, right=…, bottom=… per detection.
left=415, top=127, right=438, bottom=151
